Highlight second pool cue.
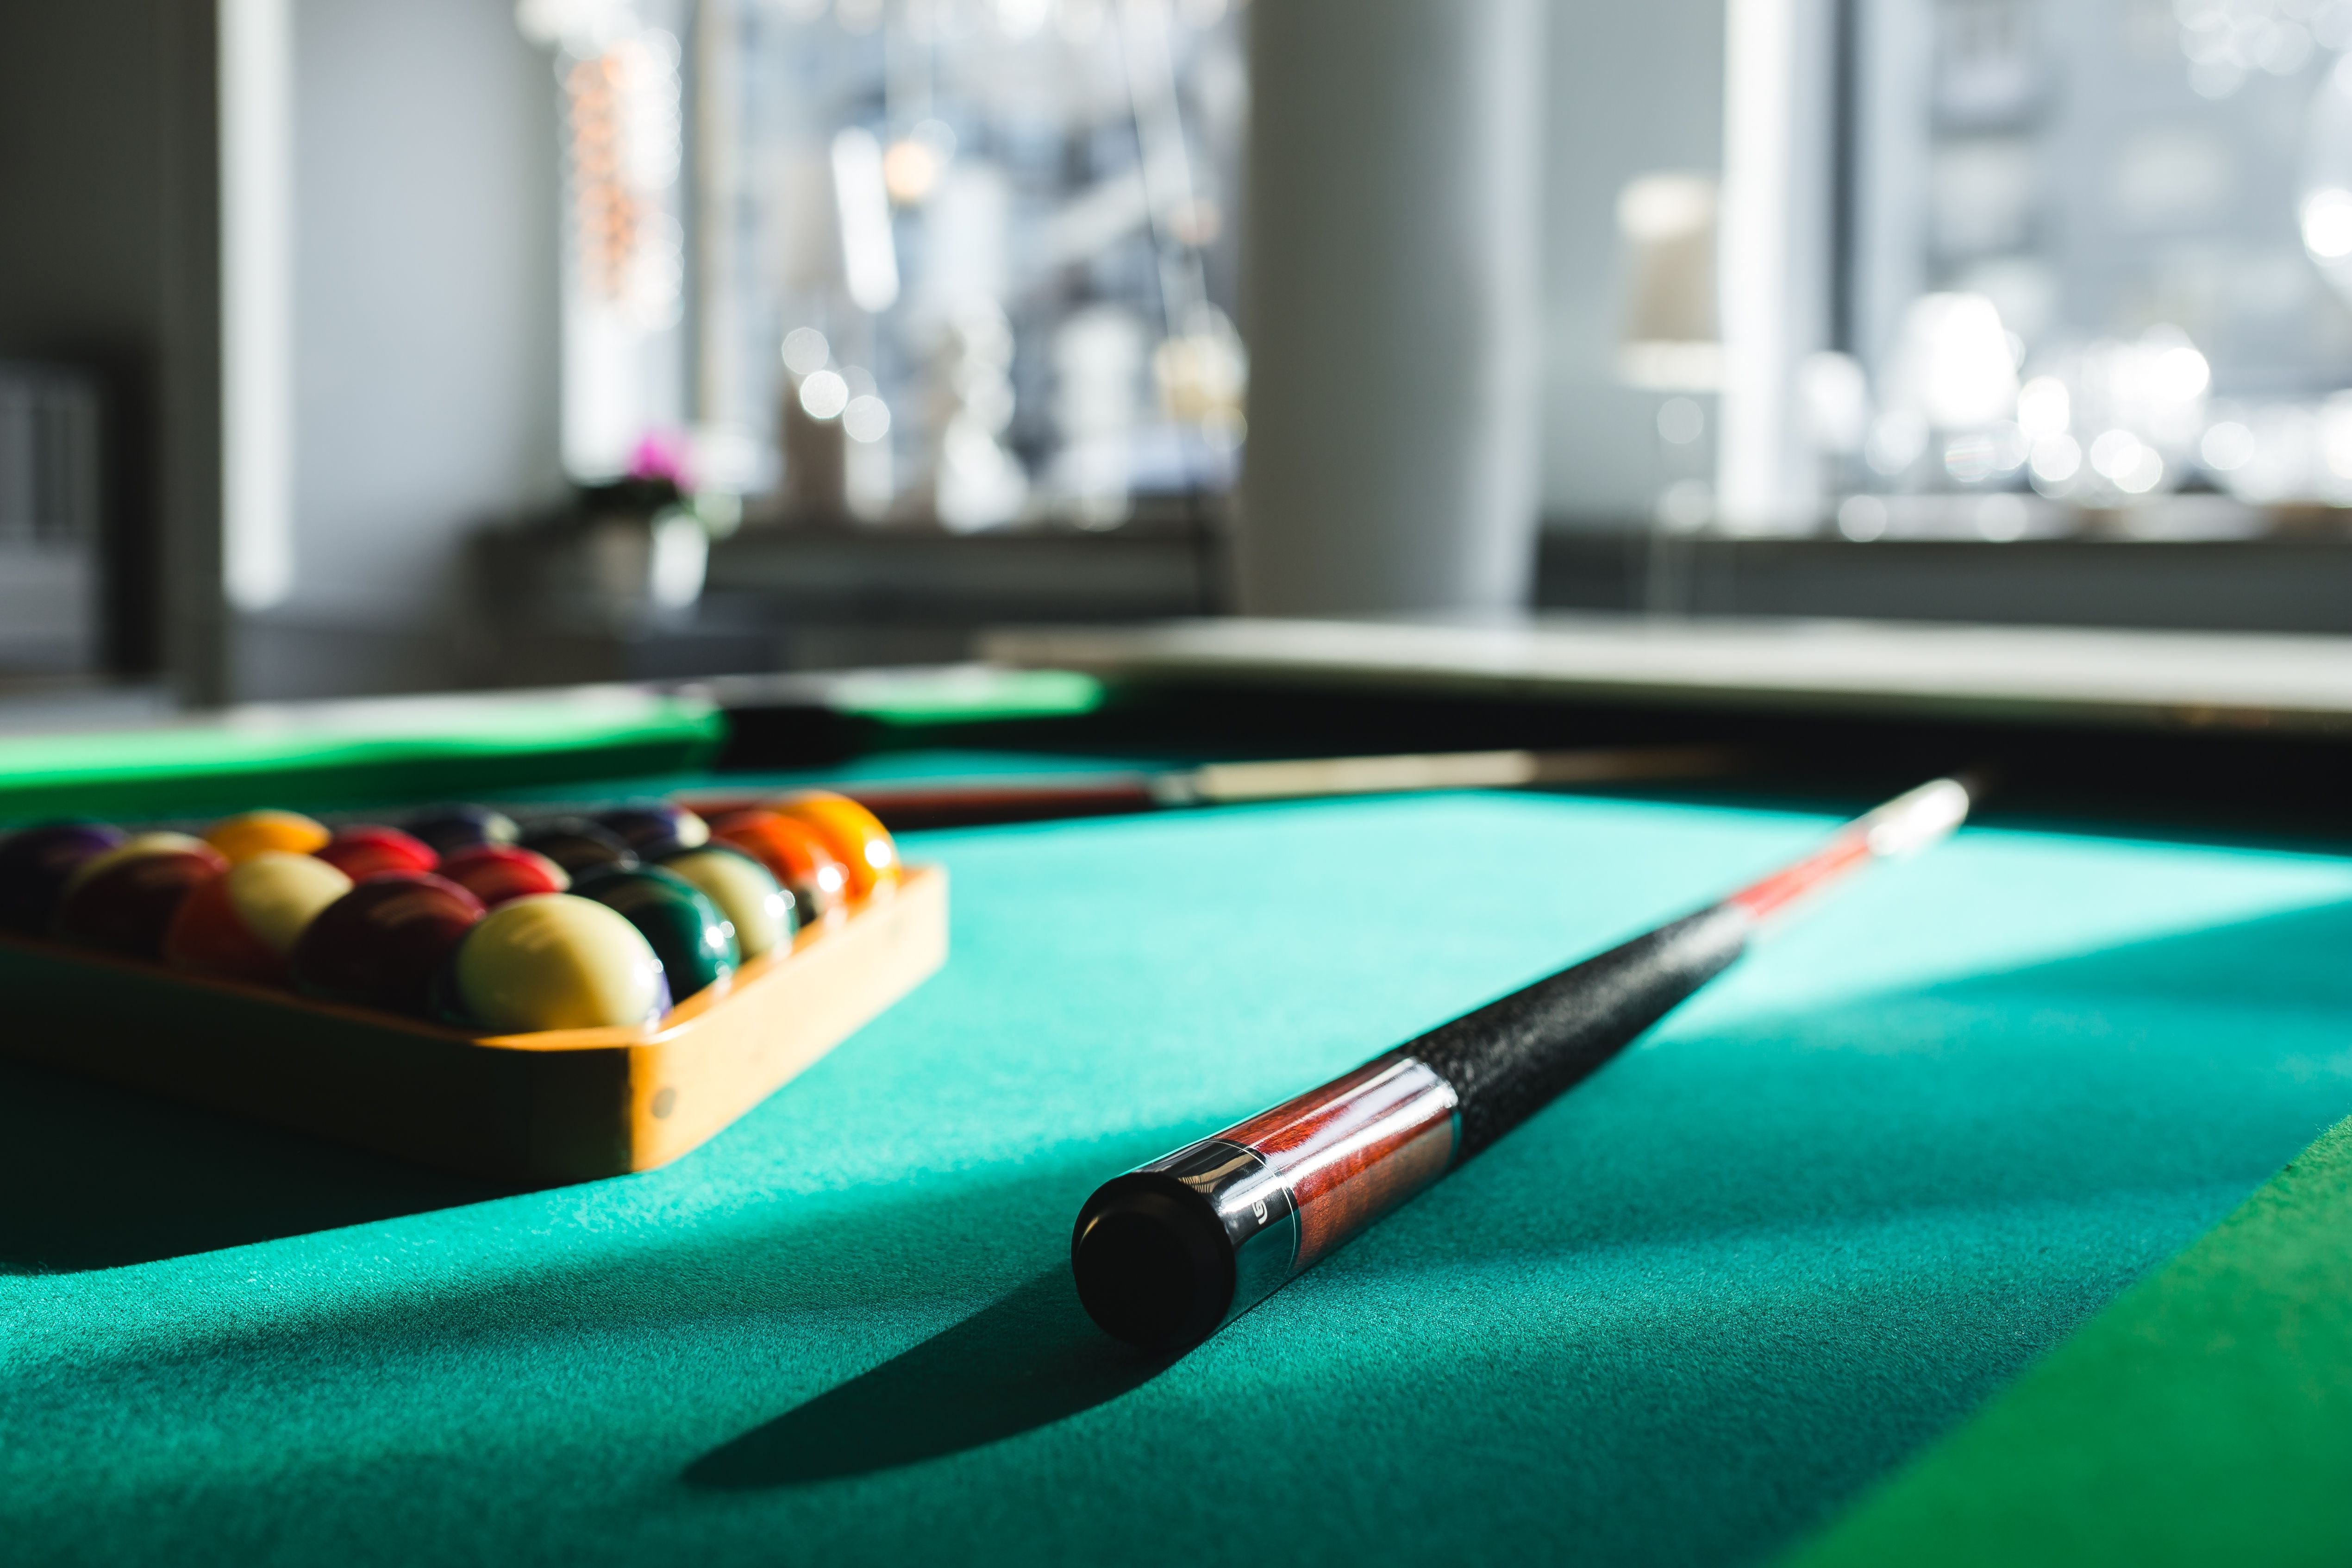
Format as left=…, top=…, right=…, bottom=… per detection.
left=675, top=743, right=1742, bottom=831
left=1069, top=775, right=1976, bottom=1352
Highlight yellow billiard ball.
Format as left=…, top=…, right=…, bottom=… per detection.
left=453, top=893, right=669, bottom=1033
left=204, top=809, right=332, bottom=864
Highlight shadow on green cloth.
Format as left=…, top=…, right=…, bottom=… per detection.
left=684, top=1268, right=1168, bottom=1488
left=0, top=1058, right=514, bottom=1273
left=681, top=901, right=2352, bottom=1497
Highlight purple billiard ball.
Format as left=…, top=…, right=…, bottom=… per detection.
left=0, top=819, right=128, bottom=935
left=290, top=872, right=486, bottom=1017
left=593, top=801, right=711, bottom=863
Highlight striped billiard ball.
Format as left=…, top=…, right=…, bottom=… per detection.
left=52, top=834, right=230, bottom=959
left=290, top=873, right=485, bottom=1016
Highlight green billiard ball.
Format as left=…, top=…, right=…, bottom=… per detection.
left=572, top=865, right=738, bottom=1002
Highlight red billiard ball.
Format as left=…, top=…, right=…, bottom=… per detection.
left=314, top=825, right=440, bottom=882
left=289, top=873, right=485, bottom=1016
left=439, top=843, right=570, bottom=907
left=163, top=852, right=354, bottom=985
left=52, top=834, right=230, bottom=959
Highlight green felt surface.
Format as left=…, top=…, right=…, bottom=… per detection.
left=1790, top=1116, right=2352, bottom=1567
left=0, top=691, right=725, bottom=822
left=815, top=667, right=1107, bottom=725
left=8, top=793, right=2352, bottom=1566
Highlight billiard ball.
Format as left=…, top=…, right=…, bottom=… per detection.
left=439, top=843, right=569, bottom=907
left=594, top=800, right=710, bottom=862
left=0, top=819, right=126, bottom=934
left=658, top=844, right=794, bottom=959
left=315, top=825, right=440, bottom=882
left=709, top=810, right=849, bottom=928
left=403, top=804, right=520, bottom=858
left=52, top=834, right=231, bottom=959
left=447, top=893, right=669, bottom=1032
left=203, top=808, right=331, bottom=864
left=769, top=790, right=900, bottom=899
left=289, top=873, right=485, bottom=1016
left=515, top=818, right=638, bottom=877
left=163, top=852, right=353, bottom=985
left=572, top=865, right=737, bottom=1001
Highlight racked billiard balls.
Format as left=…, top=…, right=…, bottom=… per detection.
left=290, top=873, right=485, bottom=1016
left=164, top=852, right=353, bottom=985
left=516, top=818, right=638, bottom=878
left=659, top=843, right=794, bottom=959
left=204, top=808, right=331, bottom=864
left=315, top=825, right=440, bottom=882
left=709, top=810, right=849, bottom=928
left=439, top=843, right=569, bottom=907
left=573, top=865, right=737, bottom=1002
left=769, top=790, right=900, bottom=899
left=0, top=819, right=126, bottom=934
left=403, top=804, right=520, bottom=858
left=594, top=801, right=710, bottom=862
left=52, top=834, right=231, bottom=959
left=447, top=893, right=669, bottom=1032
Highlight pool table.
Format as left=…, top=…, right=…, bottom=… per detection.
left=5, top=735, right=2351, bottom=1565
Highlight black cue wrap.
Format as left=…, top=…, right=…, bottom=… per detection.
left=1071, top=902, right=1758, bottom=1350
left=1409, top=903, right=1755, bottom=1160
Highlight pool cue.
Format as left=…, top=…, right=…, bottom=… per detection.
left=1069, top=774, right=1976, bottom=1352
left=673, top=743, right=1743, bottom=830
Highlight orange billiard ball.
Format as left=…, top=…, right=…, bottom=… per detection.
left=767, top=791, right=900, bottom=899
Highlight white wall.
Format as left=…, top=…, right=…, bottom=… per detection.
left=1539, top=0, right=1727, bottom=528
left=238, top=0, right=562, bottom=695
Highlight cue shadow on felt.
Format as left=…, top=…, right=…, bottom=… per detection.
left=683, top=1269, right=1170, bottom=1488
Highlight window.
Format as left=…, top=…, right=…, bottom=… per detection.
left=521, top=0, right=1247, bottom=533
left=1836, top=0, right=2352, bottom=531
